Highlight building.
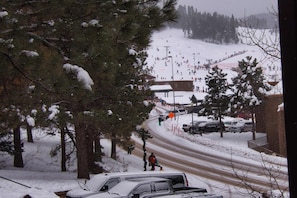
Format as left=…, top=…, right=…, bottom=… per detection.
left=255, top=94, right=286, bottom=156
left=153, top=80, right=194, bottom=92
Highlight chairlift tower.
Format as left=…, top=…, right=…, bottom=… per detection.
left=164, top=46, right=170, bottom=59
left=206, top=59, right=212, bottom=71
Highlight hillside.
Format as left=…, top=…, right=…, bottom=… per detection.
left=146, top=27, right=282, bottom=96
left=239, top=13, right=279, bottom=29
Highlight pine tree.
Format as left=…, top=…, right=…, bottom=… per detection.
left=190, top=94, right=199, bottom=106
left=1, top=0, right=177, bottom=178
left=175, top=8, right=239, bottom=44
left=230, top=56, right=271, bottom=140
left=200, top=66, right=230, bottom=137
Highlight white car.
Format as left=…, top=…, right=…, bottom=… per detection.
left=229, top=120, right=253, bottom=133
left=66, top=171, right=188, bottom=198
left=86, top=177, right=173, bottom=198
left=223, top=118, right=246, bottom=132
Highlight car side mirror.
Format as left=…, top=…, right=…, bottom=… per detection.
left=100, top=185, right=108, bottom=192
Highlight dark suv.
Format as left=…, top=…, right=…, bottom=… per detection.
left=182, top=121, right=207, bottom=134
left=198, top=121, right=225, bottom=133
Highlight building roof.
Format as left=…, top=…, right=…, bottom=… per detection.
left=150, top=84, right=172, bottom=92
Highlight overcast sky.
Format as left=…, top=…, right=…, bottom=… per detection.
left=177, top=0, right=278, bottom=18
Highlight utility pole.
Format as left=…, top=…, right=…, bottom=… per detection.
left=169, top=56, right=176, bottom=120
left=206, top=59, right=212, bottom=71
left=164, top=46, right=170, bottom=59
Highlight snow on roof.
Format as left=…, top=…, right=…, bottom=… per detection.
left=150, top=84, right=172, bottom=91
left=156, top=91, right=207, bottom=105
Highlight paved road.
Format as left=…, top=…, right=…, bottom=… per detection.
left=131, top=116, right=289, bottom=195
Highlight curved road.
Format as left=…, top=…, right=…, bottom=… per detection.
left=131, top=116, right=289, bottom=195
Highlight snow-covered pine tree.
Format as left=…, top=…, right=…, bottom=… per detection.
left=1, top=0, right=177, bottom=178
left=200, top=66, right=230, bottom=137
left=230, top=56, right=271, bottom=140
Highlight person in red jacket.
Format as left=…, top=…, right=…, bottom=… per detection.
left=148, top=153, right=157, bottom=171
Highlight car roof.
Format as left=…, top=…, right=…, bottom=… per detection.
left=108, top=177, right=170, bottom=195
left=86, top=171, right=184, bottom=191
left=128, top=177, right=170, bottom=182
left=90, top=171, right=184, bottom=180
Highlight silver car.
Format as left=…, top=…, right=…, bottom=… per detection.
left=230, top=121, right=253, bottom=133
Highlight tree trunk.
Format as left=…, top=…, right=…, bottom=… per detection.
left=142, top=137, right=147, bottom=171
left=86, top=128, right=96, bottom=172
left=75, top=122, right=90, bottom=179
left=13, top=126, right=24, bottom=168
left=111, top=133, right=117, bottom=160
left=252, top=112, right=256, bottom=140
left=66, top=126, right=76, bottom=147
left=94, top=135, right=102, bottom=162
left=26, top=124, right=33, bottom=143
left=219, top=108, right=223, bottom=138
left=61, top=127, right=66, bottom=172
left=110, top=133, right=117, bottom=160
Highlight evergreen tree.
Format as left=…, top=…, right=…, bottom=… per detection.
left=190, top=94, right=199, bottom=106
left=0, top=132, right=13, bottom=155
left=230, top=56, right=271, bottom=140
left=174, top=6, right=239, bottom=44
left=1, top=0, right=177, bottom=178
left=200, top=66, right=230, bottom=137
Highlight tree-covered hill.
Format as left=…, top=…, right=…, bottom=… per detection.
left=171, top=5, right=239, bottom=44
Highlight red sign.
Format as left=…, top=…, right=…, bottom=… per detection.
left=168, top=112, right=175, bottom=119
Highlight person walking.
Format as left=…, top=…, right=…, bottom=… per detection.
left=127, top=144, right=134, bottom=154
left=148, top=152, right=157, bottom=171
left=158, top=116, right=162, bottom=126
left=155, top=158, right=163, bottom=171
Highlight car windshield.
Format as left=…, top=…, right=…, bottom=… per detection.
left=85, top=176, right=107, bottom=192
left=108, top=181, right=138, bottom=196
left=198, top=122, right=207, bottom=127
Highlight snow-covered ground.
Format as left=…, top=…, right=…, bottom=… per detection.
left=146, top=27, right=282, bottom=98
left=0, top=108, right=288, bottom=197
left=0, top=27, right=286, bottom=197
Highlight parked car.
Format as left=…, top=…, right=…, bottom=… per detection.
left=182, top=121, right=207, bottom=134
left=159, top=108, right=187, bottom=120
left=86, top=177, right=173, bottom=198
left=198, top=121, right=225, bottom=133
left=223, top=118, right=246, bottom=132
left=86, top=177, right=207, bottom=198
left=66, top=171, right=189, bottom=198
left=229, top=120, right=253, bottom=133
left=187, top=106, right=203, bottom=114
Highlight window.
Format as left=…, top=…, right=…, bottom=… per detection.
left=164, top=175, right=184, bottom=188
left=100, top=178, right=121, bottom=192
left=131, top=184, right=151, bottom=196
left=155, top=181, right=171, bottom=193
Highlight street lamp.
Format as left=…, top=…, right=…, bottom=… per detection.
left=168, top=56, right=176, bottom=119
